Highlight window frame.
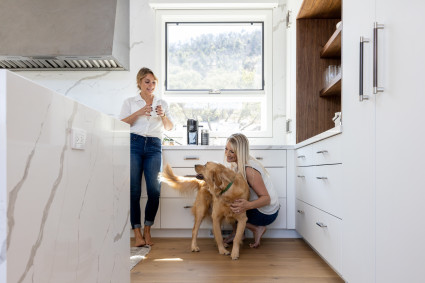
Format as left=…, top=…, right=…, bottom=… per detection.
left=155, top=9, right=273, bottom=138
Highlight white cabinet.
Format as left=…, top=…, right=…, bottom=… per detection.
left=295, top=134, right=342, bottom=274
left=342, top=0, right=425, bottom=282
left=155, top=147, right=288, bottom=231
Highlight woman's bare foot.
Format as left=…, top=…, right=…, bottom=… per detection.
left=247, top=224, right=266, bottom=248
left=223, top=232, right=236, bottom=244
left=133, top=228, right=146, bottom=247
left=143, top=225, right=154, bottom=246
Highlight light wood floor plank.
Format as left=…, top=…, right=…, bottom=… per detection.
left=131, top=238, right=344, bottom=283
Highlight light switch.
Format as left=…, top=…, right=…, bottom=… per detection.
left=70, top=128, right=87, bottom=150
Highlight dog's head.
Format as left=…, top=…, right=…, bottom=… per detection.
left=195, top=162, right=234, bottom=194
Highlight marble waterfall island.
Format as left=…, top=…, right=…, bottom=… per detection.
left=0, top=70, right=130, bottom=283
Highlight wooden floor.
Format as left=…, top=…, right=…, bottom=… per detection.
left=131, top=237, right=344, bottom=283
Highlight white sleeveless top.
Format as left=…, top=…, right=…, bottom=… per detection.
left=246, top=159, right=280, bottom=215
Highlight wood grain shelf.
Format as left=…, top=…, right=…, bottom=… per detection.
left=320, top=74, right=341, bottom=96
left=297, top=0, right=341, bottom=19
left=321, top=24, right=342, bottom=58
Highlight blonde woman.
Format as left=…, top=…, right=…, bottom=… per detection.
left=224, top=133, right=280, bottom=248
left=120, top=67, right=174, bottom=246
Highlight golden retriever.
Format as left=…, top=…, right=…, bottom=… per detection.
left=160, top=162, right=249, bottom=260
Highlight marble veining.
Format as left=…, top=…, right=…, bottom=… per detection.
left=1, top=70, right=130, bottom=283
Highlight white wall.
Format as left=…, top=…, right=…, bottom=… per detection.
left=14, top=0, right=289, bottom=145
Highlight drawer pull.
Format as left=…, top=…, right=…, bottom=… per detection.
left=316, top=222, right=327, bottom=228
left=297, top=209, right=304, bottom=214
left=316, top=150, right=328, bottom=154
left=297, top=155, right=305, bottom=159
left=255, top=157, right=264, bottom=160
left=316, top=177, right=328, bottom=180
left=184, top=156, right=199, bottom=160
left=297, top=175, right=305, bottom=178
left=184, top=206, right=193, bottom=209
left=184, top=175, right=197, bottom=178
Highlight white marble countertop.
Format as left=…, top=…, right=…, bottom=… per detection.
left=162, top=125, right=342, bottom=150
left=162, top=144, right=291, bottom=150
left=294, top=125, right=343, bottom=149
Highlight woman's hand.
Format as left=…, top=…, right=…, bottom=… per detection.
left=231, top=199, right=250, bottom=214
left=155, top=105, right=165, bottom=117
left=136, top=104, right=152, bottom=117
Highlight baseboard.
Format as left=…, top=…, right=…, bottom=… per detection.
left=131, top=229, right=301, bottom=238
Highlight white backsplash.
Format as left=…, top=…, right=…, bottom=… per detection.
left=0, top=70, right=130, bottom=283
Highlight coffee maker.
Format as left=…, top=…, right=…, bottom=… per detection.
left=186, top=119, right=199, bottom=145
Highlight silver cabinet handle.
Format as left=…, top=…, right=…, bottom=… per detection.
left=255, top=157, right=264, bottom=160
left=297, top=155, right=305, bottom=159
left=316, top=177, right=328, bottom=180
left=316, top=222, right=327, bottom=228
left=184, top=156, right=199, bottom=160
left=297, top=175, right=305, bottom=178
left=184, top=205, right=193, bottom=209
left=184, top=175, right=197, bottom=177
left=316, top=150, right=328, bottom=154
left=297, top=209, right=304, bottom=214
left=360, top=36, right=370, bottom=101
left=373, top=22, right=385, bottom=94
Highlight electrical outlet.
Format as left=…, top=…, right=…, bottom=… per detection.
left=70, top=128, right=87, bottom=150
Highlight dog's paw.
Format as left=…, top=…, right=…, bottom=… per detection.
left=231, top=253, right=239, bottom=260
left=191, top=246, right=200, bottom=252
left=218, top=248, right=230, bottom=255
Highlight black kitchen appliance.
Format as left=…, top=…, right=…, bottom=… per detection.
left=186, top=119, right=199, bottom=145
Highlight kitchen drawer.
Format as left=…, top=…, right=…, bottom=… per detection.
left=163, top=149, right=223, bottom=167
left=267, top=198, right=287, bottom=229
left=250, top=150, right=286, bottom=167
left=312, top=134, right=342, bottom=165
left=295, top=145, right=313, bottom=166
left=140, top=197, right=161, bottom=228
left=160, top=198, right=213, bottom=229
left=296, top=200, right=342, bottom=273
left=267, top=167, right=286, bottom=198
left=296, top=164, right=342, bottom=218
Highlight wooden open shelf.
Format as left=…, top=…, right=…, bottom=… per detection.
left=320, top=73, right=341, bottom=96
left=297, top=0, right=341, bottom=19
left=321, top=24, right=342, bottom=58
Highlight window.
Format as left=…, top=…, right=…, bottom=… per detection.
left=156, top=10, right=273, bottom=138
left=166, top=22, right=264, bottom=91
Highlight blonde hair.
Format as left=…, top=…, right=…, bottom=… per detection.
left=136, top=67, right=158, bottom=90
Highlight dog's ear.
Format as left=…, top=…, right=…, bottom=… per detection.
left=212, top=168, right=223, bottom=188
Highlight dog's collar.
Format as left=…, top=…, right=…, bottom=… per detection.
left=220, top=181, right=233, bottom=195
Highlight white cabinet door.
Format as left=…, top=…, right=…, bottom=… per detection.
left=374, top=1, right=425, bottom=282
left=341, top=0, right=376, bottom=282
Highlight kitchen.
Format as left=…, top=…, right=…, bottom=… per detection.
left=1, top=0, right=425, bottom=282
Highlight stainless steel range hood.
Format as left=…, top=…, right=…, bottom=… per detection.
left=0, top=0, right=129, bottom=70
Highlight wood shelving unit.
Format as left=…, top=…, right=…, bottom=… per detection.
left=320, top=73, right=341, bottom=96
left=321, top=24, right=342, bottom=58
left=295, top=0, right=342, bottom=143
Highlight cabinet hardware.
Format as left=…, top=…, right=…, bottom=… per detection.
left=316, top=150, right=328, bottom=154
left=297, top=175, right=305, bottom=178
left=184, top=175, right=197, bottom=177
left=184, top=156, right=199, bottom=160
left=316, top=177, right=328, bottom=180
left=183, top=206, right=193, bottom=209
left=297, top=155, right=305, bottom=159
left=286, top=119, right=292, bottom=133
left=316, top=222, right=327, bottom=228
left=360, top=36, right=370, bottom=101
left=297, top=209, right=304, bottom=214
left=373, top=22, right=385, bottom=94
left=255, top=157, right=264, bottom=160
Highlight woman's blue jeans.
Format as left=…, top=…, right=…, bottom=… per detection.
left=130, top=133, right=162, bottom=229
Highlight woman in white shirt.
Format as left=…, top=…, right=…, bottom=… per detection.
left=120, top=67, right=174, bottom=247
left=225, top=133, right=280, bottom=248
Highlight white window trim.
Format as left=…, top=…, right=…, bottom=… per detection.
left=155, top=9, right=273, bottom=138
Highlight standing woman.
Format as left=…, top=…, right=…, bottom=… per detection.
left=225, top=133, right=280, bottom=248
left=120, top=67, right=174, bottom=246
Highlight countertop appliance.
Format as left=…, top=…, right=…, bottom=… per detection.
left=186, top=119, right=199, bottom=145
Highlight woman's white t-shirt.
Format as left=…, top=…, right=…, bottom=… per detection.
left=119, top=95, right=173, bottom=139
left=246, top=159, right=280, bottom=215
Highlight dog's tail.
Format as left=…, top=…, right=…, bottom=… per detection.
left=160, top=164, right=203, bottom=194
